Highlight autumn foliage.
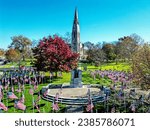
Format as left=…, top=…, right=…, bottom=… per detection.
left=5, top=49, right=21, bottom=62
left=0, top=49, right=5, bottom=57
left=33, top=35, right=79, bottom=73
left=132, top=44, right=150, bottom=89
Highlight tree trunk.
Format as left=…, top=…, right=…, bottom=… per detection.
left=115, top=59, right=118, bottom=65
left=23, top=54, right=25, bottom=61
left=22, top=46, right=25, bottom=61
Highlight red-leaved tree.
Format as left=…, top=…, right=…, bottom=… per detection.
left=33, top=35, right=79, bottom=76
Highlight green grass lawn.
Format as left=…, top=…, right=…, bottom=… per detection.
left=2, top=82, right=148, bottom=113
left=46, top=62, right=130, bottom=86
left=1, top=61, right=133, bottom=113
left=0, top=59, right=32, bottom=68
left=81, top=62, right=131, bottom=72
left=45, top=71, right=113, bottom=86
left=0, top=60, right=131, bottom=72
left=2, top=83, right=66, bottom=113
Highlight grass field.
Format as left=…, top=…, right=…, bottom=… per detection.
left=0, top=60, right=131, bottom=71
left=48, top=62, right=131, bottom=86
left=2, top=83, right=148, bottom=113
left=50, top=72, right=112, bottom=86
left=1, top=61, right=134, bottom=113
left=2, top=83, right=66, bottom=113
left=0, top=59, right=31, bottom=68
left=81, top=62, right=131, bottom=72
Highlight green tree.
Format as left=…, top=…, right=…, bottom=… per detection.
left=102, top=43, right=116, bottom=62
left=132, top=43, right=150, bottom=90
left=0, top=49, right=5, bottom=57
left=116, top=34, right=142, bottom=61
left=85, top=42, right=106, bottom=65
left=9, top=35, right=32, bottom=61
left=5, top=49, right=21, bottom=63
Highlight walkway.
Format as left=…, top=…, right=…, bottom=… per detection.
left=65, top=105, right=84, bottom=113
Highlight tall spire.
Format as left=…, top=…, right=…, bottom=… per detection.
left=74, top=7, right=79, bottom=24
left=72, top=7, right=80, bottom=54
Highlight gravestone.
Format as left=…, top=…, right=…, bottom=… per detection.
left=70, top=69, right=82, bottom=88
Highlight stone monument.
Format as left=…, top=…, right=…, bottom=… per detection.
left=70, top=68, right=82, bottom=88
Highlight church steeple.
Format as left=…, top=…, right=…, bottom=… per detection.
left=72, top=8, right=80, bottom=54
left=74, top=8, right=79, bottom=24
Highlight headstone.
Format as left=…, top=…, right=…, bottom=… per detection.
left=70, top=69, right=82, bottom=88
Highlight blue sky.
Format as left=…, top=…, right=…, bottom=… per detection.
left=0, top=0, right=150, bottom=49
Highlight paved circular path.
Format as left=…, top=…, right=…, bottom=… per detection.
left=47, top=87, right=100, bottom=98
left=41, top=84, right=105, bottom=105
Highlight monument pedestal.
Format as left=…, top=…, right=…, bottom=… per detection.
left=70, top=69, right=82, bottom=88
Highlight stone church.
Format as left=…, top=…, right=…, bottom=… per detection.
left=71, top=8, right=84, bottom=59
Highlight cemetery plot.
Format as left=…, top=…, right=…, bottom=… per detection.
left=0, top=66, right=150, bottom=113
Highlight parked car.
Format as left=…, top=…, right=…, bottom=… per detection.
left=0, top=59, right=7, bottom=65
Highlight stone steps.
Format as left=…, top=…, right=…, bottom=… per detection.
left=42, top=93, right=105, bottom=105
left=65, top=105, right=83, bottom=113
